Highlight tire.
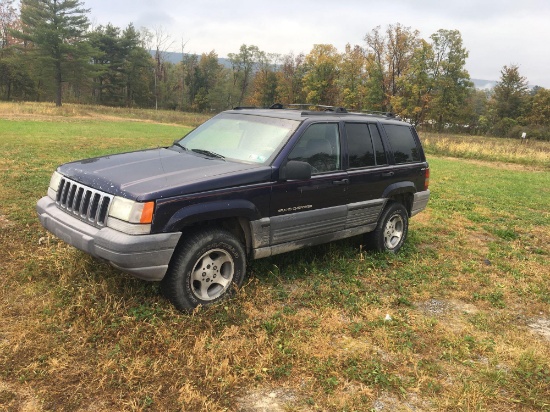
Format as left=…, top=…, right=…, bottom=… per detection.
left=366, top=202, right=409, bottom=253
left=161, top=228, right=246, bottom=312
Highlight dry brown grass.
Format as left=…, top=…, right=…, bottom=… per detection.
left=0, top=101, right=212, bottom=127
left=420, top=132, right=550, bottom=169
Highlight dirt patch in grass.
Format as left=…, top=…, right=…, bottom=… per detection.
left=373, top=392, right=430, bottom=411
left=0, top=215, right=14, bottom=229
left=415, top=299, right=480, bottom=336
left=237, top=388, right=300, bottom=412
left=0, top=380, right=42, bottom=411
left=528, top=318, right=550, bottom=342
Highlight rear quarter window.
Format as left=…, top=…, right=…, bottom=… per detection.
left=383, top=124, right=421, bottom=163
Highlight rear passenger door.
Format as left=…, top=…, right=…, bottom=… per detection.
left=343, top=122, right=391, bottom=229
left=381, top=124, right=427, bottom=191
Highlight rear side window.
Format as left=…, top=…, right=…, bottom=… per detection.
left=345, top=123, right=375, bottom=168
left=345, top=123, right=388, bottom=168
left=384, top=124, right=421, bottom=163
left=369, top=124, right=387, bottom=165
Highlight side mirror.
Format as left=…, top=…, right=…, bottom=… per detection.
left=279, top=160, right=312, bottom=181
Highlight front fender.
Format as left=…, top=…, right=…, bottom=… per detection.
left=164, top=199, right=261, bottom=232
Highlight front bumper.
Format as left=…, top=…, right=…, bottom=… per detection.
left=37, top=196, right=181, bottom=281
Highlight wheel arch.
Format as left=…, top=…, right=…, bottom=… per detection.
left=164, top=200, right=258, bottom=256
left=382, top=182, right=416, bottom=216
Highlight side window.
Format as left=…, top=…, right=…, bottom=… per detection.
left=288, top=123, right=340, bottom=174
left=369, top=124, right=388, bottom=165
left=345, top=123, right=375, bottom=168
left=383, top=124, right=421, bottom=163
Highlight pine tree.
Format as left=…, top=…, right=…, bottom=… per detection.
left=14, top=0, right=91, bottom=106
left=493, top=64, right=528, bottom=120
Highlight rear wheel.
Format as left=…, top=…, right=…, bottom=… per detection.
left=161, top=228, right=246, bottom=312
left=366, top=202, right=409, bottom=253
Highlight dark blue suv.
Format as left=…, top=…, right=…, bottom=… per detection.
left=37, top=106, right=430, bottom=311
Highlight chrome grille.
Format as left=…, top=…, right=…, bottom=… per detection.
left=56, top=177, right=113, bottom=226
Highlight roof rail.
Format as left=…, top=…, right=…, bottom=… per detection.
left=232, top=106, right=260, bottom=110
left=288, top=104, right=348, bottom=113
left=359, top=110, right=397, bottom=118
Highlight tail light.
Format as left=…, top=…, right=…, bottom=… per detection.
left=424, top=167, right=430, bottom=191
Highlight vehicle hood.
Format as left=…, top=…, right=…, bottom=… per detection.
left=57, top=148, right=273, bottom=201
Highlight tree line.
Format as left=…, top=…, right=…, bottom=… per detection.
left=1, top=0, right=548, bottom=140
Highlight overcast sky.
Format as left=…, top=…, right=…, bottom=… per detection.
left=84, top=0, right=550, bottom=88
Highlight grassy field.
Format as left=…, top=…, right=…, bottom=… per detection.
left=0, top=103, right=549, bottom=411
left=420, top=132, right=550, bottom=169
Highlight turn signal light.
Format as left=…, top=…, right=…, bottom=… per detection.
left=140, top=201, right=155, bottom=224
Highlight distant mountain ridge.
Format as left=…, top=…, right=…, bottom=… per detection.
left=152, top=51, right=498, bottom=89
left=471, top=79, right=498, bottom=89
left=150, top=50, right=232, bottom=68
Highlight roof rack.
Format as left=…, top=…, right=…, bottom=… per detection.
left=232, top=104, right=400, bottom=120
left=233, top=103, right=348, bottom=113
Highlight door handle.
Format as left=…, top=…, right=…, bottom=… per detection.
left=333, top=178, right=349, bottom=185
left=381, top=171, right=395, bottom=177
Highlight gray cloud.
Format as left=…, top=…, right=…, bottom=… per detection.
left=84, top=0, right=550, bottom=87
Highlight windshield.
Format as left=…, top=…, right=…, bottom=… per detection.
left=175, top=113, right=300, bottom=164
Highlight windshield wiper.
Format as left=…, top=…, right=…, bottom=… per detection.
left=191, top=148, right=225, bottom=160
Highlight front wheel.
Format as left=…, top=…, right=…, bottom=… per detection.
left=366, top=202, right=409, bottom=253
left=161, top=228, right=246, bottom=312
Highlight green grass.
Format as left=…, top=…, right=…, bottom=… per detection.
left=0, top=119, right=191, bottom=224
left=0, top=104, right=549, bottom=411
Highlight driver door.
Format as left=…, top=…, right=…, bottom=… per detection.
left=269, top=122, right=348, bottom=246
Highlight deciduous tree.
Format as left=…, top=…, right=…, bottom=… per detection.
left=364, top=24, right=420, bottom=111
left=249, top=52, right=279, bottom=107
left=427, top=29, right=472, bottom=131
left=390, top=39, right=434, bottom=125
left=0, top=0, right=17, bottom=48
left=0, top=0, right=31, bottom=100
left=339, top=44, right=367, bottom=110
left=228, top=44, right=260, bottom=107
left=527, top=87, right=550, bottom=126
left=184, top=51, right=225, bottom=111
left=275, top=52, right=305, bottom=105
left=302, top=44, right=340, bottom=106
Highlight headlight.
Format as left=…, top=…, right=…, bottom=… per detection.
left=108, top=196, right=154, bottom=223
left=47, top=171, right=63, bottom=200
left=107, top=196, right=155, bottom=235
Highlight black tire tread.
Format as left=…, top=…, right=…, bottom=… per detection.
left=161, top=227, right=246, bottom=312
left=365, top=202, right=409, bottom=253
